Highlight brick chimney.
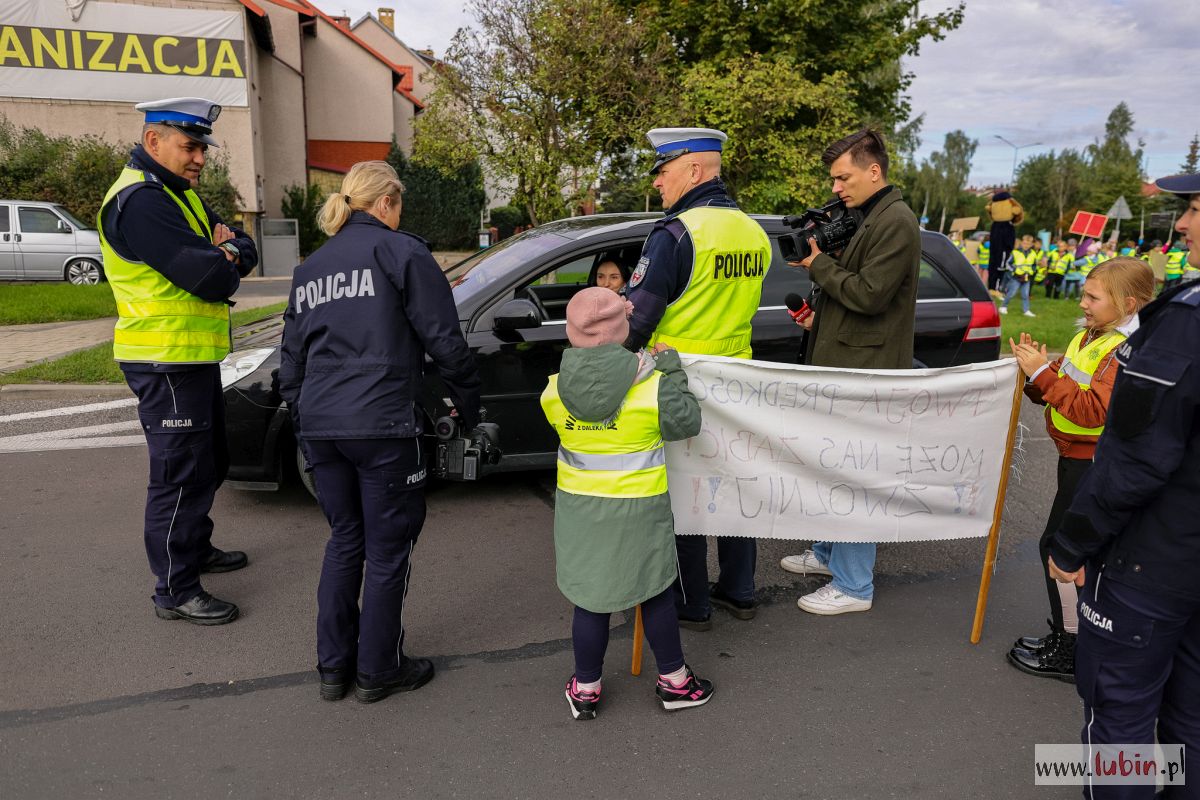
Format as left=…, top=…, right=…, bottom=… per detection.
left=378, top=7, right=395, bottom=32
left=331, top=15, right=350, bottom=29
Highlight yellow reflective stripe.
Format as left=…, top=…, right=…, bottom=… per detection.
left=117, top=301, right=230, bottom=320
left=651, top=330, right=751, bottom=357
left=557, top=445, right=665, bottom=471
left=556, top=461, right=667, bottom=498
left=114, top=329, right=230, bottom=346
left=1059, top=357, right=1093, bottom=387
left=1049, top=330, right=1125, bottom=436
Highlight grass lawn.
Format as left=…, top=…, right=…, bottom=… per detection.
left=0, top=302, right=287, bottom=385
left=0, top=283, right=117, bottom=325
left=995, top=290, right=1085, bottom=353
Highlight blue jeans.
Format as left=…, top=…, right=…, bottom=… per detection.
left=1002, top=276, right=1031, bottom=313
left=812, top=542, right=876, bottom=600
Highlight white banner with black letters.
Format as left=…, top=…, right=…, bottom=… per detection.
left=667, top=356, right=1019, bottom=542
left=0, top=0, right=248, bottom=106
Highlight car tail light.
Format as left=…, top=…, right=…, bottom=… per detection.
left=964, top=300, right=1001, bottom=342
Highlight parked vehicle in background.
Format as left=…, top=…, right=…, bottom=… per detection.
left=221, top=214, right=1002, bottom=496
left=0, top=201, right=105, bottom=284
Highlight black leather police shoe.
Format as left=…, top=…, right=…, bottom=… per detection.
left=318, top=665, right=353, bottom=702
left=1006, top=632, right=1076, bottom=683
left=201, top=548, right=249, bottom=574
left=677, top=614, right=713, bottom=632
left=355, top=657, right=435, bottom=704
left=709, top=582, right=757, bottom=620
left=154, top=592, right=239, bottom=626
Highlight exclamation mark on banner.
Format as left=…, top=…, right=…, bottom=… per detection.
left=707, top=477, right=721, bottom=513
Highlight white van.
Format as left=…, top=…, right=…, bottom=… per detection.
left=0, top=200, right=105, bottom=284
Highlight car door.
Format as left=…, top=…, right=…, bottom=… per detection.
left=16, top=205, right=74, bottom=280
left=912, top=257, right=973, bottom=368
left=752, top=231, right=812, bottom=364
left=0, top=205, right=18, bottom=279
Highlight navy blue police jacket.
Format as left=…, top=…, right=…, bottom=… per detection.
left=277, top=211, right=482, bottom=440
left=1050, top=281, right=1200, bottom=600
left=625, top=178, right=739, bottom=350
left=101, top=146, right=259, bottom=373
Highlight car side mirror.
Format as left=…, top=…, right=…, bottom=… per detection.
left=57, top=220, right=71, bottom=233
left=493, top=298, right=541, bottom=331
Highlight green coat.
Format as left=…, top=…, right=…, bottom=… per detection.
left=545, top=344, right=701, bottom=613
left=805, top=188, right=921, bottom=369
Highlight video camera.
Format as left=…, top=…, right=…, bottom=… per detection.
left=432, top=412, right=501, bottom=481
left=778, top=199, right=858, bottom=262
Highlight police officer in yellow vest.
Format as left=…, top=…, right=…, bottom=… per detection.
left=99, top=98, right=258, bottom=625
left=625, top=127, right=770, bottom=630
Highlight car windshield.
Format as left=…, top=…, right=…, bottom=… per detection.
left=446, top=231, right=568, bottom=306
left=54, top=205, right=93, bottom=231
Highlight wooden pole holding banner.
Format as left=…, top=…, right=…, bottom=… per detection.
left=970, top=366, right=1027, bottom=644
left=631, top=604, right=644, bottom=675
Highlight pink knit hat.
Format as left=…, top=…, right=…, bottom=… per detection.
left=566, top=287, right=632, bottom=347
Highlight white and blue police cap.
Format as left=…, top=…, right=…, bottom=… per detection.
left=1156, top=173, right=1200, bottom=196
left=135, top=97, right=222, bottom=147
left=646, top=127, right=727, bottom=175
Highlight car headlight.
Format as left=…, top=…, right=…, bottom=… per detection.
left=220, top=347, right=276, bottom=388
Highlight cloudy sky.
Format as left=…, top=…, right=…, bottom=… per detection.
left=328, top=0, right=1196, bottom=187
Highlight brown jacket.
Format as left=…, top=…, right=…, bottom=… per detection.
left=1023, top=342, right=1121, bottom=459
left=805, top=188, right=921, bottom=369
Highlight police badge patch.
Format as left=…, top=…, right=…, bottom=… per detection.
left=630, top=256, right=650, bottom=288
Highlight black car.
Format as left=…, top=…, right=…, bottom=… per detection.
left=221, top=214, right=1001, bottom=495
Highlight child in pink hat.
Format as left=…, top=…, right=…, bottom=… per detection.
left=540, top=287, right=715, bottom=720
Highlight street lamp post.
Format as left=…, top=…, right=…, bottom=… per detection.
left=994, top=135, right=1042, bottom=186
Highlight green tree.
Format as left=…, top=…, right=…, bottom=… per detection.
left=596, top=149, right=660, bottom=213
left=426, top=0, right=675, bottom=225
left=195, top=148, right=243, bottom=224
left=1015, top=149, right=1086, bottom=237
left=1082, top=102, right=1144, bottom=224
left=918, top=130, right=977, bottom=232
left=387, top=144, right=487, bottom=249
left=1182, top=133, right=1199, bottom=173
left=281, top=182, right=328, bottom=257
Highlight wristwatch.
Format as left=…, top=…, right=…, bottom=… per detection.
left=219, top=241, right=240, bottom=261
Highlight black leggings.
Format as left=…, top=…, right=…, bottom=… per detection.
left=572, top=587, right=684, bottom=682
left=1038, top=456, right=1092, bottom=630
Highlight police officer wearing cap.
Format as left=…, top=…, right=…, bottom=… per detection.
left=625, top=127, right=771, bottom=631
left=99, top=98, right=258, bottom=625
left=278, top=161, right=481, bottom=703
left=1047, top=172, right=1200, bottom=800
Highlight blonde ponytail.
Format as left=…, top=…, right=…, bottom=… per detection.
left=317, top=160, right=405, bottom=237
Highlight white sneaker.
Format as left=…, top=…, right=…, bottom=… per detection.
left=998, top=306, right=1008, bottom=314
left=780, top=550, right=832, bottom=576
left=797, top=584, right=872, bottom=615
left=1023, top=310, right=1036, bottom=317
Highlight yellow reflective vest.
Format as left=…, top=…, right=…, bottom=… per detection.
left=1049, top=329, right=1126, bottom=437
left=1050, top=250, right=1070, bottom=276
left=976, top=242, right=990, bottom=268
left=98, top=167, right=232, bottom=364
left=647, top=207, right=769, bottom=359
left=1165, top=249, right=1186, bottom=279
left=1011, top=248, right=1036, bottom=279
left=540, top=371, right=667, bottom=498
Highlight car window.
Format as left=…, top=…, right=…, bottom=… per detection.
left=761, top=237, right=813, bottom=306
left=18, top=207, right=68, bottom=234
left=918, top=259, right=963, bottom=299
left=54, top=205, right=92, bottom=231
left=521, top=251, right=612, bottom=322
left=447, top=232, right=567, bottom=308
left=536, top=254, right=592, bottom=286
left=0, top=206, right=8, bottom=233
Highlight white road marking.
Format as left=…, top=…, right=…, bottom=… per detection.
left=0, top=397, right=137, bottom=424
left=0, top=420, right=145, bottom=454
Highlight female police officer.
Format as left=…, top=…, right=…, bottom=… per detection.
left=278, top=161, right=481, bottom=703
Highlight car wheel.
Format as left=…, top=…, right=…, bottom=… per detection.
left=296, top=442, right=319, bottom=501
left=65, top=258, right=104, bottom=285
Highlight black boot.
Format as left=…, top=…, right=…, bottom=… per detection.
left=1013, top=618, right=1055, bottom=652
left=1007, top=630, right=1075, bottom=683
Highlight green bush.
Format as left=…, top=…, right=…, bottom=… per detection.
left=0, top=113, right=242, bottom=228
left=387, top=144, right=486, bottom=249
left=488, top=204, right=530, bottom=240
left=282, top=182, right=329, bottom=257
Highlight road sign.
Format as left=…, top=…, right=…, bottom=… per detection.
left=1107, top=196, right=1132, bottom=219
left=1069, top=211, right=1108, bottom=239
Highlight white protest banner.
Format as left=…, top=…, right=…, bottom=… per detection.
left=0, top=0, right=248, bottom=107
left=666, top=356, right=1021, bottom=543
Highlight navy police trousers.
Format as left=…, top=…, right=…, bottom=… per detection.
left=124, top=365, right=227, bottom=608
left=674, top=535, right=756, bottom=620
left=306, top=437, right=427, bottom=680
left=1074, top=566, right=1200, bottom=799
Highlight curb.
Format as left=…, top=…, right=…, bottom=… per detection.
left=0, top=383, right=132, bottom=397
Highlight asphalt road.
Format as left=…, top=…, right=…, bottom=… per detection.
left=0, top=389, right=1087, bottom=799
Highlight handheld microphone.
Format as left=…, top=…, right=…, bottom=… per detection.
left=784, top=292, right=812, bottom=326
